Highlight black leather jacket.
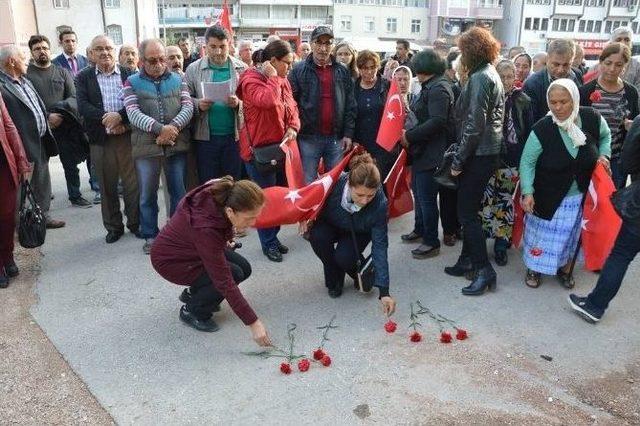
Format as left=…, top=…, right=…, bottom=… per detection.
left=288, top=55, right=357, bottom=139
left=452, top=63, right=504, bottom=171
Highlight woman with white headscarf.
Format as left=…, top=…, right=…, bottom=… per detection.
left=519, top=78, right=611, bottom=289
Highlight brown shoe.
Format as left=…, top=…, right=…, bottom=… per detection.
left=46, top=218, right=66, bottom=229
left=443, top=234, right=457, bottom=246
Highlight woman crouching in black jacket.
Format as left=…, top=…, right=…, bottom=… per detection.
left=304, top=152, right=396, bottom=316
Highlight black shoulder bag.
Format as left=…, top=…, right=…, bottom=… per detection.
left=433, top=143, right=459, bottom=189
left=18, top=180, right=47, bottom=248
left=249, top=94, right=291, bottom=174
left=348, top=214, right=375, bottom=293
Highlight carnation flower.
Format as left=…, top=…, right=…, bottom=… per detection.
left=297, top=359, right=311, bottom=372
left=313, top=348, right=326, bottom=361
left=320, top=355, right=332, bottom=367
left=410, top=331, right=422, bottom=342
left=384, top=320, right=397, bottom=333
left=440, top=332, right=452, bottom=343
left=456, top=329, right=468, bottom=340
left=589, top=90, right=602, bottom=103
left=280, top=363, right=292, bottom=374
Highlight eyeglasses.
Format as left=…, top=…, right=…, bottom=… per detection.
left=278, top=58, right=293, bottom=66
left=145, top=57, right=166, bottom=65
left=94, top=46, right=114, bottom=52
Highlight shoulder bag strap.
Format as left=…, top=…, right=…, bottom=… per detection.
left=348, top=214, right=366, bottom=292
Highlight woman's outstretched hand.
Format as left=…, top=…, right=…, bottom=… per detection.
left=380, top=296, right=396, bottom=317
left=249, top=319, right=272, bottom=347
left=521, top=194, right=535, bottom=214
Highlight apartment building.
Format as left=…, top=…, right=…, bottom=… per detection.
left=158, top=0, right=332, bottom=48
left=34, top=0, right=159, bottom=54
left=496, top=0, right=640, bottom=57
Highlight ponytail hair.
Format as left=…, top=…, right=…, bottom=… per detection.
left=348, top=152, right=380, bottom=189
left=208, top=176, right=265, bottom=212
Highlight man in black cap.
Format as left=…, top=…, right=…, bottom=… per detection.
left=288, top=26, right=357, bottom=183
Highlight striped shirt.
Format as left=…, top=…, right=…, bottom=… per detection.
left=1, top=71, right=47, bottom=137
left=95, top=66, right=124, bottom=113
left=122, top=70, right=193, bottom=134
left=590, top=84, right=628, bottom=159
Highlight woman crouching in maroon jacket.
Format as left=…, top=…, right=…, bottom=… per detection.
left=150, top=176, right=271, bottom=346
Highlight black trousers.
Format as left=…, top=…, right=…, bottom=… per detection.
left=457, top=154, right=499, bottom=269
left=309, top=220, right=370, bottom=290
left=439, top=186, right=460, bottom=235
left=186, top=250, right=251, bottom=320
left=587, top=222, right=640, bottom=316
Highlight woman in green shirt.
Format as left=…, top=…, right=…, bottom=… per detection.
left=519, top=79, right=611, bottom=289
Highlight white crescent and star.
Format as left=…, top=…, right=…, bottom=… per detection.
left=385, top=94, right=403, bottom=121
left=283, top=176, right=334, bottom=212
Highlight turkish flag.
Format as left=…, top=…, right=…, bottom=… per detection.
left=255, top=149, right=358, bottom=228
left=216, top=0, right=234, bottom=36
left=581, top=163, right=622, bottom=271
left=583, top=69, right=598, bottom=84
left=376, top=79, right=406, bottom=152
left=384, top=149, right=413, bottom=218
left=280, top=138, right=305, bottom=189
left=511, top=181, right=524, bottom=248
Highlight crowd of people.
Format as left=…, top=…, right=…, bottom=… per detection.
left=1, top=22, right=639, bottom=347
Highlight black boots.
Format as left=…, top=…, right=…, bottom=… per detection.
left=462, top=264, right=497, bottom=296
left=444, top=256, right=473, bottom=277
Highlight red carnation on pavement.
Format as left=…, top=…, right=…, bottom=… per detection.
left=280, top=362, right=292, bottom=375
left=320, top=355, right=332, bottom=367
left=589, top=90, right=602, bottom=103
left=440, top=331, right=452, bottom=343
left=384, top=320, right=397, bottom=333
left=313, top=348, right=326, bottom=361
left=297, top=359, right=311, bottom=372
left=409, top=331, right=422, bottom=342
left=529, top=247, right=543, bottom=257
left=456, top=329, right=468, bottom=340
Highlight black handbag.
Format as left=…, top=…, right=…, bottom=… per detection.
left=611, top=179, right=640, bottom=222
left=252, top=142, right=285, bottom=174
left=348, top=215, right=374, bottom=293
left=18, top=180, right=47, bottom=248
left=433, top=144, right=459, bottom=190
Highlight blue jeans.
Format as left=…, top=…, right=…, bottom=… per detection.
left=298, top=135, right=343, bottom=184
left=195, top=135, right=242, bottom=183
left=586, top=222, right=640, bottom=316
left=244, top=161, right=281, bottom=251
left=136, top=154, right=187, bottom=239
left=610, top=158, right=628, bottom=190
left=412, top=169, right=440, bottom=248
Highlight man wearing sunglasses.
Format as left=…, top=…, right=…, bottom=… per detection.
left=288, top=26, right=357, bottom=184
left=122, top=39, right=194, bottom=255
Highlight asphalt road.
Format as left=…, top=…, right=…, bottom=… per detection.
left=30, top=157, right=640, bottom=425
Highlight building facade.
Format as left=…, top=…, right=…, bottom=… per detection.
left=332, top=0, right=430, bottom=51
left=0, top=0, right=39, bottom=49
left=427, top=0, right=504, bottom=44
left=158, top=0, right=332, bottom=49
left=495, top=0, right=640, bottom=58
left=34, top=0, right=159, bottom=54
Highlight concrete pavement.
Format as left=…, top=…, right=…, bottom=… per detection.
left=29, top=157, right=640, bottom=424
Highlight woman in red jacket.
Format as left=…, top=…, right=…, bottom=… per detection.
left=237, top=39, right=300, bottom=263
left=150, top=177, right=271, bottom=346
left=0, top=94, right=32, bottom=288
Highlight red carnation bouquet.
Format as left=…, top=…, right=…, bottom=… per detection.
left=244, top=316, right=337, bottom=375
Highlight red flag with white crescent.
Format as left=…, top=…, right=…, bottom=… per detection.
left=255, top=149, right=358, bottom=228
left=384, top=149, right=413, bottom=218
left=376, top=79, right=406, bottom=152
left=581, top=163, right=621, bottom=271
